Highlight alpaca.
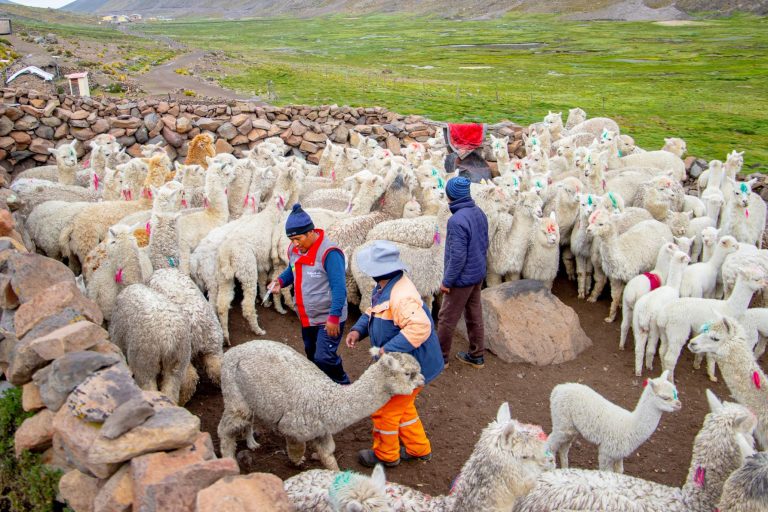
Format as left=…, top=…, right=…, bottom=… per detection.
left=285, top=403, right=555, bottom=512
left=514, top=390, right=757, bottom=512
left=522, top=212, right=560, bottom=290
left=218, top=341, right=424, bottom=470
left=185, top=133, right=216, bottom=169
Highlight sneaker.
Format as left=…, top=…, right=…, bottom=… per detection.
left=456, top=351, right=484, bottom=368
left=400, top=446, right=432, bottom=462
left=358, top=449, right=400, bottom=468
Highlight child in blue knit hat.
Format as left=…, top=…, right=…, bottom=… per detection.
left=269, top=203, right=350, bottom=384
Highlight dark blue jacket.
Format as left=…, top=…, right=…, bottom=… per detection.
left=442, top=196, right=489, bottom=288
left=351, top=273, right=444, bottom=385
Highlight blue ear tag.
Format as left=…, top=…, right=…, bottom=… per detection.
left=673, top=389, right=678, bottom=400
left=437, top=177, right=445, bottom=190
left=587, top=195, right=593, bottom=206
left=618, top=149, right=623, bottom=157
left=513, top=177, right=519, bottom=188
left=168, top=257, right=177, bottom=268
left=431, top=168, right=438, bottom=177
left=740, top=182, right=748, bottom=194
left=700, top=322, right=711, bottom=333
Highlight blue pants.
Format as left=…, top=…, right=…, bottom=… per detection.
left=301, top=321, right=350, bottom=385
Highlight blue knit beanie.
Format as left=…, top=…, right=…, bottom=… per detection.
left=446, top=176, right=471, bottom=201
left=285, top=203, right=315, bottom=237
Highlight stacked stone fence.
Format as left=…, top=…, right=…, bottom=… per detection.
left=0, top=87, right=526, bottom=177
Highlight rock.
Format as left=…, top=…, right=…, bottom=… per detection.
left=14, top=408, right=55, bottom=456
left=72, top=127, right=96, bottom=141
left=247, top=128, right=267, bottom=142
left=134, top=126, right=149, bottom=144
left=237, top=118, right=252, bottom=135
left=289, top=120, right=307, bottom=136
left=88, top=406, right=201, bottom=465
left=231, top=114, right=250, bottom=127
left=53, top=407, right=122, bottom=479
left=41, top=116, right=62, bottom=127
left=4, top=106, right=22, bottom=121
left=162, top=126, right=184, bottom=148
left=5, top=253, right=74, bottom=304
left=299, top=140, right=318, bottom=154
left=217, top=122, right=238, bottom=140
left=100, top=397, right=155, bottom=439
left=111, top=117, right=141, bottom=130
left=67, top=364, right=143, bottom=423
left=14, top=280, right=101, bottom=339
left=251, top=118, right=271, bottom=130
left=92, top=118, right=110, bottom=134
left=22, top=381, right=44, bottom=411
left=15, top=114, right=39, bottom=131
left=687, top=157, right=708, bottom=179
left=35, top=125, right=54, bottom=139
left=71, top=110, right=90, bottom=121
left=94, top=464, right=133, bottom=512
left=161, top=115, right=176, bottom=131
left=27, top=321, right=107, bottom=361
left=33, top=353, right=122, bottom=411
left=176, top=117, right=192, bottom=134
left=386, top=135, right=401, bottom=154
left=195, top=473, right=293, bottom=512
left=0, top=136, right=14, bottom=150
left=196, top=118, right=222, bottom=131
left=303, top=130, right=326, bottom=143
left=134, top=457, right=238, bottom=512
left=0, top=116, right=13, bottom=136
left=215, top=139, right=233, bottom=154
left=157, top=102, right=170, bottom=114
left=457, top=280, right=592, bottom=365
left=10, top=130, right=32, bottom=145
left=60, top=469, right=102, bottom=512
left=29, top=138, right=53, bottom=154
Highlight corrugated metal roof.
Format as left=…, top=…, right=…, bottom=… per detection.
left=65, top=72, right=89, bottom=79
left=6, top=66, right=54, bottom=84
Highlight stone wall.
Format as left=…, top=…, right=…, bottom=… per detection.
left=0, top=87, right=525, bottom=176
left=0, top=245, right=293, bottom=511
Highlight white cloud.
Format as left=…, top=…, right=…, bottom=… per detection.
left=10, top=0, right=74, bottom=8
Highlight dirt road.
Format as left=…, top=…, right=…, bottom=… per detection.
left=138, top=50, right=260, bottom=101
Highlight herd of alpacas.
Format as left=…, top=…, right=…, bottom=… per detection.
left=7, top=106, right=768, bottom=511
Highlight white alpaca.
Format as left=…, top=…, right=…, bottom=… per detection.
left=688, top=315, right=768, bottom=449
left=717, top=452, right=768, bottom=512
left=632, top=250, right=691, bottom=377
left=548, top=370, right=680, bottom=473
left=720, top=179, right=766, bottom=248
left=679, top=236, right=738, bottom=298
left=515, top=390, right=757, bottom=512
left=654, top=266, right=768, bottom=382
left=487, top=190, right=543, bottom=286
left=522, top=212, right=560, bottom=290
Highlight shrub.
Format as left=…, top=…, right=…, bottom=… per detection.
left=183, top=89, right=196, bottom=96
left=0, top=387, right=63, bottom=512
left=104, top=82, right=125, bottom=94
left=174, top=67, right=192, bottom=76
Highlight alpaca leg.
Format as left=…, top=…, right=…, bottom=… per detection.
left=178, top=364, right=199, bottom=406
left=613, top=459, right=624, bottom=474
left=706, top=354, right=718, bottom=382
left=128, top=348, right=160, bottom=393
left=486, top=273, right=502, bottom=287
left=575, top=257, right=586, bottom=298
left=505, top=271, right=521, bottom=281
left=562, top=248, right=575, bottom=281
left=598, top=451, right=616, bottom=472
left=245, top=424, right=260, bottom=450
left=588, top=267, right=606, bottom=303
left=216, top=278, right=235, bottom=345
left=692, top=352, right=703, bottom=370
left=160, top=359, right=187, bottom=405
left=605, top=279, right=623, bottom=323
left=547, top=430, right=574, bottom=469
left=619, top=304, right=632, bottom=350
left=217, top=408, right=250, bottom=461
left=310, top=434, right=339, bottom=471
left=661, top=338, right=683, bottom=382
left=634, top=328, right=648, bottom=377
left=423, top=295, right=434, bottom=312
left=201, top=353, right=222, bottom=385
left=241, top=277, right=266, bottom=336
left=646, top=325, right=663, bottom=372
left=178, top=242, right=191, bottom=275
left=286, top=437, right=307, bottom=466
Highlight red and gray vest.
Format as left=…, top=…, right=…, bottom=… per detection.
left=287, top=230, right=348, bottom=327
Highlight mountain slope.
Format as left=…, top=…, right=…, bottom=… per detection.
left=60, top=0, right=767, bottom=17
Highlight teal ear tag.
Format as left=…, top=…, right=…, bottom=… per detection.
left=700, top=322, right=711, bottom=333
left=431, top=168, right=438, bottom=177
left=673, top=389, right=678, bottom=400
left=609, top=192, right=618, bottom=209
left=587, top=195, right=593, bottom=206
left=329, top=471, right=354, bottom=500
left=740, top=182, right=748, bottom=194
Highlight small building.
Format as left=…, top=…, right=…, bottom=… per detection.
left=128, top=14, right=143, bottom=21
left=65, top=71, right=90, bottom=97
left=101, top=15, right=117, bottom=23
left=0, top=18, right=11, bottom=36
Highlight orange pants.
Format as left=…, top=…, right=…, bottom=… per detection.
left=371, top=387, right=431, bottom=462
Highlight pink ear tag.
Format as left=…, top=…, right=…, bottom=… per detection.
left=93, top=173, right=100, bottom=190
left=243, top=194, right=250, bottom=207
left=746, top=208, right=750, bottom=219
left=203, top=197, right=210, bottom=208
left=694, top=466, right=705, bottom=488
left=145, top=222, right=151, bottom=235
left=114, top=268, right=123, bottom=284
left=753, top=371, right=761, bottom=389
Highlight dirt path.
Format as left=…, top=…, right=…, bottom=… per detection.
left=138, top=50, right=259, bottom=101
left=187, top=274, right=739, bottom=497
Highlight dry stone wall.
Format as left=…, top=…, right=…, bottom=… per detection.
left=0, top=87, right=526, bottom=177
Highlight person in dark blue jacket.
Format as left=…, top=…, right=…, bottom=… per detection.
left=345, top=240, right=444, bottom=467
left=437, top=176, right=489, bottom=368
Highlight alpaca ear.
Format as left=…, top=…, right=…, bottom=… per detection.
left=496, top=402, right=511, bottom=425
left=371, top=464, right=387, bottom=491
left=549, top=211, right=556, bottom=222
left=706, top=389, right=723, bottom=413
left=379, top=353, right=402, bottom=372
left=722, top=315, right=737, bottom=336
left=174, top=161, right=183, bottom=172
left=734, top=412, right=758, bottom=434
left=658, top=370, right=670, bottom=384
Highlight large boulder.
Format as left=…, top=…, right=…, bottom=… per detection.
left=196, top=473, right=293, bottom=512
left=458, top=280, right=591, bottom=365
left=3, top=252, right=75, bottom=304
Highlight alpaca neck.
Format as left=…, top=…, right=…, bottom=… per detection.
left=603, top=141, right=620, bottom=168
left=653, top=254, right=673, bottom=282
left=58, top=161, right=77, bottom=185
left=726, top=278, right=758, bottom=313
left=708, top=246, right=731, bottom=271
left=626, top=387, right=665, bottom=448
left=705, top=166, right=724, bottom=192
left=205, top=183, right=229, bottom=219
left=701, top=242, right=715, bottom=262
left=322, top=366, right=395, bottom=433
left=90, top=151, right=107, bottom=179
left=665, top=260, right=686, bottom=292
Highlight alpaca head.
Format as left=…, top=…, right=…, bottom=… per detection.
left=402, top=197, right=422, bottom=218
left=206, top=155, right=237, bottom=187
left=48, top=140, right=78, bottom=168
left=667, top=211, right=692, bottom=237
left=493, top=172, right=521, bottom=200
left=490, top=134, right=510, bottom=159
left=645, top=370, right=682, bottom=411
left=469, top=403, right=554, bottom=493
left=702, top=389, right=758, bottom=464
left=143, top=154, right=171, bottom=191
left=721, top=452, right=768, bottom=507
left=598, top=129, right=617, bottom=150
left=102, top=167, right=124, bottom=199
left=673, top=236, right=693, bottom=256
left=152, top=181, right=184, bottom=213
left=730, top=178, right=757, bottom=209
left=586, top=208, right=613, bottom=238
left=663, top=137, right=687, bottom=158
left=602, top=191, right=624, bottom=214
left=725, top=150, right=744, bottom=176
left=578, top=193, right=600, bottom=216
left=420, top=175, right=446, bottom=203
left=175, top=162, right=206, bottom=188
left=374, top=352, right=424, bottom=396
left=714, top=235, right=739, bottom=256
left=327, top=465, right=392, bottom=512
left=140, top=141, right=167, bottom=158
left=519, top=189, right=544, bottom=219
left=701, top=227, right=720, bottom=249
left=566, top=107, right=587, bottom=128
left=544, top=111, right=563, bottom=130
left=688, top=315, right=747, bottom=359
left=428, top=149, right=444, bottom=166
left=573, top=146, right=590, bottom=171
left=118, top=158, right=149, bottom=200
left=535, top=212, right=560, bottom=247
left=618, top=134, right=636, bottom=156
left=343, top=147, right=366, bottom=172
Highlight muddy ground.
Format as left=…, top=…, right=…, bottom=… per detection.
left=186, top=275, right=739, bottom=496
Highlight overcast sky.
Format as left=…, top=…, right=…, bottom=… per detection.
left=10, top=0, right=72, bottom=8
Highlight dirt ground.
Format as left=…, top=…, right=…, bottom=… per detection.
left=186, top=275, right=737, bottom=497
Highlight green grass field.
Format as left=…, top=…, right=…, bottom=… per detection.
left=138, top=14, right=767, bottom=170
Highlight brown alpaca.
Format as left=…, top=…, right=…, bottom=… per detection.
left=185, top=133, right=216, bottom=169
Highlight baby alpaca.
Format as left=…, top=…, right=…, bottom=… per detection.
left=285, top=465, right=392, bottom=512
left=522, top=211, right=560, bottom=290
left=548, top=371, right=681, bottom=473
left=218, top=341, right=424, bottom=470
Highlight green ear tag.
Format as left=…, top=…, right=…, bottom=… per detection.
left=740, top=182, right=749, bottom=194
left=700, top=322, right=711, bottom=333
left=587, top=195, right=593, bottom=206
left=673, top=390, right=678, bottom=400
left=609, top=192, right=618, bottom=209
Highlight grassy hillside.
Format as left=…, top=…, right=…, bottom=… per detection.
left=139, top=14, right=768, bottom=169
